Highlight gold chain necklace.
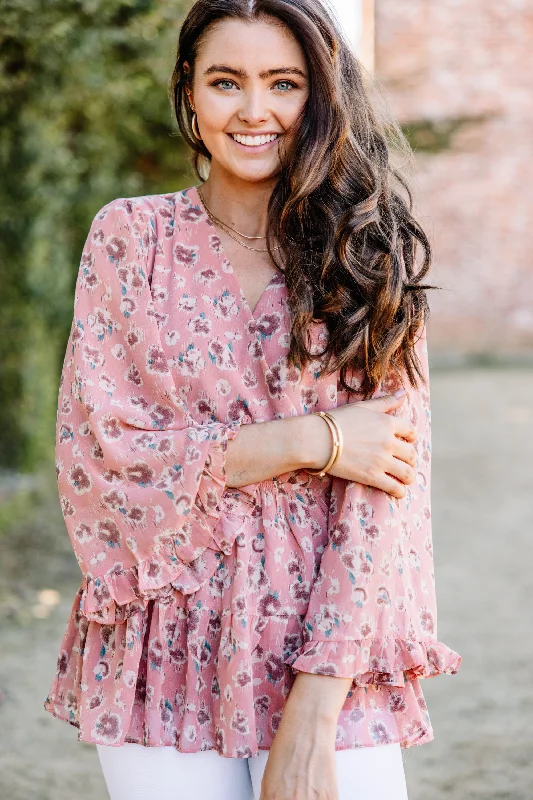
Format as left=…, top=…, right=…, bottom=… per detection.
left=197, top=188, right=279, bottom=253
left=199, top=196, right=265, bottom=240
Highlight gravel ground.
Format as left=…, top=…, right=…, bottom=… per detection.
left=1, top=367, right=531, bottom=800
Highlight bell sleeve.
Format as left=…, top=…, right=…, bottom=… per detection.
left=284, top=327, right=462, bottom=688
left=55, top=197, right=244, bottom=623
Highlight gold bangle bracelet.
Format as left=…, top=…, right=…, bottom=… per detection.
left=304, top=410, right=343, bottom=478
left=321, top=410, right=343, bottom=474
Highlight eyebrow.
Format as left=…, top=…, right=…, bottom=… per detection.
left=203, top=65, right=307, bottom=79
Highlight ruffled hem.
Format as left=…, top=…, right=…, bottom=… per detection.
left=43, top=705, right=435, bottom=756
left=284, top=637, right=462, bottom=687
left=44, top=593, right=440, bottom=754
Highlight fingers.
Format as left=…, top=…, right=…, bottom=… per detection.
left=386, top=454, right=415, bottom=487
left=372, top=473, right=408, bottom=500
left=353, top=393, right=416, bottom=442
left=360, top=451, right=416, bottom=498
left=360, top=392, right=406, bottom=414
left=392, top=417, right=417, bottom=443
left=393, top=438, right=417, bottom=468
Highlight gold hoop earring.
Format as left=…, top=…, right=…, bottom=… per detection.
left=191, top=112, right=202, bottom=141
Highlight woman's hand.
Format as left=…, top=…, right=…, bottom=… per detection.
left=305, top=391, right=417, bottom=499
left=259, top=673, right=352, bottom=800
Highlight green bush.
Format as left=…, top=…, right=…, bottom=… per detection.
left=0, top=0, right=191, bottom=471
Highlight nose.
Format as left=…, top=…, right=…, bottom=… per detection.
left=237, top=88, right=271, bottom=125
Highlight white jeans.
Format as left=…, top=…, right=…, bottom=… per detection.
left=96, top=741, right=409, bottom=800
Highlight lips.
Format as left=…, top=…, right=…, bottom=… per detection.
left=230, top=133, right=280, bottom=147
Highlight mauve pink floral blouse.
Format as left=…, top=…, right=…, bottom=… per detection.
left=44, top=185, right=461, bottom=757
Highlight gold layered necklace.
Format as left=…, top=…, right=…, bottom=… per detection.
left=197, top=187, right=279, bottom=253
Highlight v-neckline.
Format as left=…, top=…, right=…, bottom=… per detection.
left=189, top=185, right=285, bottom=322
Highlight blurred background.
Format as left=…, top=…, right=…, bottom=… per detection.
left=0, top=1, right=531, bottom=798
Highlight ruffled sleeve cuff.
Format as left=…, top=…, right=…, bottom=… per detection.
left=284, top=637, right=462, bottom=688
left=80, top=422, right=257, bottom=622
left=143, top=420, right=242, bottom=566
left=80, top=511, right=248, bottom=624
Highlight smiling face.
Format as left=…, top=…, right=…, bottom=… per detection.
left=188, top=16, right=309, bottom=184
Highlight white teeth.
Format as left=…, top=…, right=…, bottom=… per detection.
left=231, top=133, right=279, bottom=146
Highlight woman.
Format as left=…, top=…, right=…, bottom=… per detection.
left=44, top=1, right=462, bottom=798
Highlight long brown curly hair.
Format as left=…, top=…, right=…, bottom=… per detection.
left=169, top=0, right=433, bottom=397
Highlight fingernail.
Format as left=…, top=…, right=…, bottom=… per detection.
left=394, top=388, right=406, bottom=398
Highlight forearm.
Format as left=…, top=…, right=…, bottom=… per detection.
left=286, top=672, right=353, bottom=727
left=270, top=671, right=352, bottom=754
left=261, top=672, right=353, bottom=800
left=224, top=413, right=331, bottom=488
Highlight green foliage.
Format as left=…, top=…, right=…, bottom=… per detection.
left=0, top=0, right=192, bottom=471
left=401, top=114, right=490, bottom=154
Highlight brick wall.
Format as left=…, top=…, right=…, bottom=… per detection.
left=375, top=0, right=533, bottom=357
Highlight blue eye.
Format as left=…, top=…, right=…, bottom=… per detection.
left=213, top=79, right=237, bottom=91
left=275, top=80, right=297, bottom=91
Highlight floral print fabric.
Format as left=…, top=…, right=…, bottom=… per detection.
left=44, top=186, right=461, bottom=757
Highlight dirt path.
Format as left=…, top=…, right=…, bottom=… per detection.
left=402, top=367, right=533, bottom=799
left=1, top=368, right=532, bottom=800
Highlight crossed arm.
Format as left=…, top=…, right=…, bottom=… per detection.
left=223, top=387, right=419, bottom=800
